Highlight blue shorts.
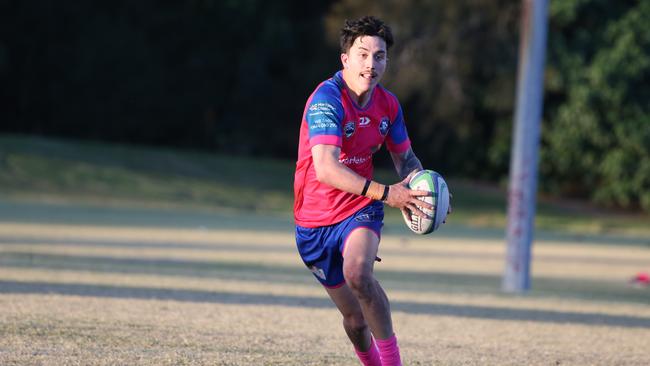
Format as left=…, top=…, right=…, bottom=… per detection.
left=295, top=201, right=384, bottom=288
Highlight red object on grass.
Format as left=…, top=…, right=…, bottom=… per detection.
left=631, top=272, right=649, bottom=285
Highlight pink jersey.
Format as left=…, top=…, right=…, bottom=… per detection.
left=294, top=71, right=411, bottom=227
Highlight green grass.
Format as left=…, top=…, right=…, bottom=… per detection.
left=1, top=133, right=648, bottom=238
left=0, top=134, right=294, bottom=213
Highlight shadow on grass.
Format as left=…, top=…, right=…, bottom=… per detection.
left=0, top=252, right=308, bottom=284
left=2, top=200, right=649, bottom=246
left=3, top=236, right=648, bottom=267
left=1, top=279, right=649, bottom=329
left=2, top=252, right=649, bottom=305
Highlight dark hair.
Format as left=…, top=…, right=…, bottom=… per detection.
left=340, top=16, right=394, bottom=53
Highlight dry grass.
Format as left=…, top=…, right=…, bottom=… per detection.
left=1, top=214, right=650, bottom=365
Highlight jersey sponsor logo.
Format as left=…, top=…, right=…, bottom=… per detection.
left=309, top=118, right=338, bottom=130
left=308, top=110, right=335, bottom=118
left=309, top=102, right=335, bottom=112
left=339, top=155, right=369, bottom=165
left=308, top=103, right=337, bottom=119
left=359, top=116, right=371, bottom=127
left=344, top=121, right=356, bottom=138
left=379, top=117, right=390, bottom=136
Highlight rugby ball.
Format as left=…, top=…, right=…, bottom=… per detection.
left=402, top=170, right=450, bottom=235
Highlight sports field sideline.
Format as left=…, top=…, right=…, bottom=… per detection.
left=0, top=200, right=649, bottom=365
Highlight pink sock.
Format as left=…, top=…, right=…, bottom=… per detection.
left=376, top=334, right=402, bottom=366
left=354, top=337, right=381, bottom=366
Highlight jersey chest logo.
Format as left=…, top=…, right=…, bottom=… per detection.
left=359, top=116, right=371, bottom=127
left=344, top=121, right=356, bottom=138
left=379, top=117, right=390, bottom=136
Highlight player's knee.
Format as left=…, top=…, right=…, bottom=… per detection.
left=344, top=267, right=374, bottom=299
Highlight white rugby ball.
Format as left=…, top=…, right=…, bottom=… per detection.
left=402, top=170, right=450, bottom=235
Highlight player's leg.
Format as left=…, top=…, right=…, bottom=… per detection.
left=342, top=227, right=402, bottom=365
left=325, top=284, right=371, bottom=350
left=342, top=227, right=392, bottom=338
left=296, top=223, right=381, bottom=365
left=325, top=284, right=381, bottom=366
left=325, top=284, right=382, bottom=366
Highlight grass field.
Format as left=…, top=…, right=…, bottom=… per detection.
left=1, top=135, right=649, bottom=365
left=2, top=134, right=649, bottom=237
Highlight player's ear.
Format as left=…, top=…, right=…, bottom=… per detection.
left=341, top=53, right=349, bottom=68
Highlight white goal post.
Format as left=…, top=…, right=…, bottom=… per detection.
left=502, top=0, right=549, bottom=293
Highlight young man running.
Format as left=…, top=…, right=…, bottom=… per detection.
left=294, top=16, right=433, bottom=366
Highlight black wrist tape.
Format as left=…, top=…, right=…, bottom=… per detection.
left=381, top=185, right=389, bottom=201
left=361, top=179, right=371, bottom=196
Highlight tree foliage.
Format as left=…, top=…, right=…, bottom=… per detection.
left=0, top=0, right=336, bottom=156
left=542, top=0, right=650, bottom=210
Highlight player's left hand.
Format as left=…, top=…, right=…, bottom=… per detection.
left=384, top=175, right=433, bottom=219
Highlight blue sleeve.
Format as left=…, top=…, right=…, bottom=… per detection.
left=386, top=105, right=411, bottom=153
left=305, top=82, right=345, bottom=146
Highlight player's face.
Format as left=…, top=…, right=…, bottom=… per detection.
left=341, top=36, right=387, bottom=98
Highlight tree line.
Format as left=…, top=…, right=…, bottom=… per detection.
left=1, top=0, right=648, bottom=211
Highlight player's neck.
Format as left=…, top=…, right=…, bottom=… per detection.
left=349, top=89, right=373, bottom=108
left=342, top=71, right=374, bottom=108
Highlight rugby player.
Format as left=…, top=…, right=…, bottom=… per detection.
left=294, top=16, right=435, bottom=366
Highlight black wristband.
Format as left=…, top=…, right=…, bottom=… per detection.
left=360, top=179, right=371, bottom=196
left=380, top=185, right=389, bottom=201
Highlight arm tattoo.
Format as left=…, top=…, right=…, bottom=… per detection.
left=392, top=148, right=423, bottom=179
